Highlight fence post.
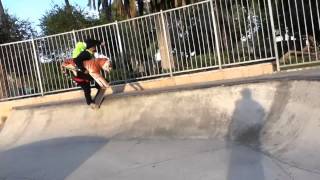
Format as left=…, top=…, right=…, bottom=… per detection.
left=72, top=29, right=77, bottom=45
left=115, top=21, right=128, bottom=81
left=210, top=0, right=222, bottom=69
left=31, top=38, right=44, bottom=96
left=160, top=10, right=173, bottom=77
left=267, top=0, right=280, bottom=71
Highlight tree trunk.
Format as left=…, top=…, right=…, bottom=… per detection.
left=65, top=0, right=72, bottom=14
left=156, top=15, right=174, bottom=70
left=114, top=0, right=124, bottom=17
left=137, top=0, right=144, bottom=16
left=104, top=0, right=112, bottom=21
left=174, top=0, right=180, bottom=7
left=174, top=0, right=187, bottom=7
left=65, top=0, right=70, bottom=7
left=99, top=0, right=111, bottom=20
left=129, top=0, right=137, bottom=18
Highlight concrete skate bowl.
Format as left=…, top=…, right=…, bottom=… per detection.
left=0, top=80, right=320, bottom=179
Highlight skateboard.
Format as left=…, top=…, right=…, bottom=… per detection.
left=94, top=88, right=106, bottom=108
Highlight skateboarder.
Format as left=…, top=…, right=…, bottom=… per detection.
left=72, top=38, right=108, bottom=109
left=74, top=72, right=102, bottom=109
left=74, top=38, right=104, bottom=73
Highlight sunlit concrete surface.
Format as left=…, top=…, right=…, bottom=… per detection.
left=1, top=79, right=320, bottom=180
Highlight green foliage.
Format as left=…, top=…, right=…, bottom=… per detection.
left=0, top=11, right=36, bottom=44
left=40, top=5, right=99, bottom=35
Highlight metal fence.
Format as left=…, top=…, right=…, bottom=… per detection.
left=0, top=0, right=319, bottom=101
left=273, top=0, right=320, bottom=68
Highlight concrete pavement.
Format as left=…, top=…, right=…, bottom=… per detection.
left=1, top=78, right=320, bottom=179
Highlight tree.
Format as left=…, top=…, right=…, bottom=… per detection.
left=0, top=0, right=4, bottom=26
left=0, top=12, right=36, bottom=44
left=89, top=0, right=137, bottom=20
left=0, top=0, right=36, bottom=44
left=149, top=0, right=202, bottom=12
left=65, top=0, right=71, bottom=7
left=65, top=0, right=72, bottom=14
left=137, top=0, right=144, bottom=16
left=40, top=4, right=98, bottom=35
left=87, top=0, right=116, bottom=21
left=0, top=0, right=6, bottom=98
left=87, top=0, right=155, bottom=21
left=0, top=0, right=37, bottom=98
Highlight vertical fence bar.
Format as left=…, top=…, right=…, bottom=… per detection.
left=262, top=0, right=273, bottom=57
left=273, top=0, right=283, bottom=65
left=300, top=0, right=311, bottom=63
left=210, top=0, right=222, bottom=69
left=112, top=25, right=123, bottom=82
left=115, top=21, right=127, bottom=81
left=7, top=45, right=18, bottom=96
left=223, top=0, right=236, bottom=63
left=72, top=29, right=77, bottom=45
left=197, top=4, right=208, bottom=66
left=107, top=25, right=118, bottom=81
left=289, top=0, right=298, bottom=63
left=181, top=8, right=190, bottom=69
left=173, top=10, right=184, bottom=71
left=140, top=18, right=152, bottom=76
left=136, top=19, right=148, bottom=75
left=12, top=44, right=23, bottom=96
left=2, top=46, right=13, bottom=97
left=229, top=0, right=241, bottom=62
left=308, top=0, right=318, bottom=62
left=27, top=42, right=39, bottom=94
left=183, top=7, right=193, bottom=69
left=160, top=10, right=173, bottom=77
left=144, top=17, right=156, bottom=76
left=0, top=46, right=9, bottom=97
left=187, top=7, right=198, bottom=67
left=236, top=0, right=246, bottom=62
left=102, top=26, right=113, bottom=81
left=316, top=0, right=320, bottom=62
left=45, top=38, right=55, bottom=91
left=124, top=22, right=137, bottom=78
left=31, top=38, right=44, bottom=96
left=267, top=0, right=280, bottom=71
left=149, top=16, right=161, bottom=75
left=257, top=0, right=267, bottom=59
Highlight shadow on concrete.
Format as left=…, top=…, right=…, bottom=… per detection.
left=110, top=81, right=144, bottom=94
left=0, top=136, right=108, bottom=180
left=227, top=88, right=265, bottom=180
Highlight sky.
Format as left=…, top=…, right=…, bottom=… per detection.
left=2, top=0, right=92, bottom=32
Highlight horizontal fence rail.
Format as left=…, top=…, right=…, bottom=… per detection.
left=0, top=0, right=319, bottom=101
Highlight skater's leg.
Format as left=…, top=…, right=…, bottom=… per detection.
left=93, top=82, right=105, bottom=108
left=94, top=82, right=102, bottom=97
left=90, top=72, right=109, bottom=89
left=80, top=83, right=93, bottom=105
